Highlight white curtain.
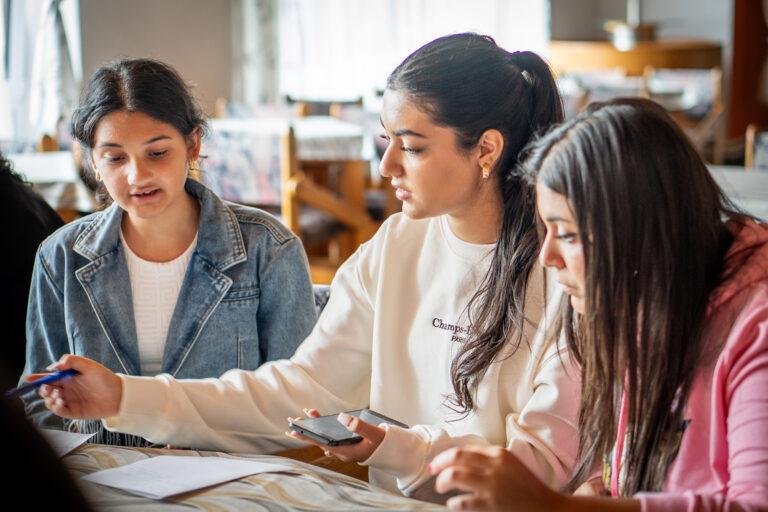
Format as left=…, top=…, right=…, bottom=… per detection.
left=0, top=0, right=80, bottom=144
left=232, top=0, right=281, bottom=105
left=28, top=0, right=80, bottom=138
left=271, top=0, right=548, bottom=101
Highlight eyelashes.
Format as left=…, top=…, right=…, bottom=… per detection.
left=379, top=135, right=424, bottom=154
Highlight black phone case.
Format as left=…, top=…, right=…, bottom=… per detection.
left=288, top=424, right=362, bottom=446
left=288, top=409, right=408, bottom=446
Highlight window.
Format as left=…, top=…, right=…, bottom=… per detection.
left=276, top=0, right=549, bottom=100
left=0, top=0, right=81, bottom=145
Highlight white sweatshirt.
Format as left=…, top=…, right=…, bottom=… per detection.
left=104, top=213, right=581, bottom=494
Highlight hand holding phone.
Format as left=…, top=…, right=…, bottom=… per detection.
left=288, top=409, right=407, bottom=447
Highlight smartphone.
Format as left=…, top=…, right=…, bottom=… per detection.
left=288, top=409, right=408, bottom=446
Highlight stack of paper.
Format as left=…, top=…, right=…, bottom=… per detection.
left=40, top=429, right=95, bottom=457
left=81, top=456, right=291, bottom=499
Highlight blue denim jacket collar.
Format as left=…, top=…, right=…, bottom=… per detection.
left=72, top=179, right=246, bottom=270
left=70, top=179, right=248, bottom=375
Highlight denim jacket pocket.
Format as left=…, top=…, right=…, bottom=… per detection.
left=174, top=286, right=262, bottom=377
left=221, top=285, right=260, bottom=304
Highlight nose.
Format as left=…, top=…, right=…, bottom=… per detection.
left=539, top=231, right=564, bottom=270
left=126, top=158, right=151, bottom=186
left=378, top=143, right=402, bottom=179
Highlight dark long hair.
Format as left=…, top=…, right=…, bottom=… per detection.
left=522, top=98, right=738, bottom=494
left=71, top=58, right=208, bottom=198
left=387, top=33, right=564, bottom=413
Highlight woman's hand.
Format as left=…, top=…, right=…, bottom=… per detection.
left=428, top=445, right=566, bottom=512
left=285, top=408, right=386, bottom=462
left=32, top=354, right=123, bottom=420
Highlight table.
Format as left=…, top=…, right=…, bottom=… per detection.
left=709, top=165, right=768, bottom=219
left=549, top=39, right=722, bottom=76
left=64, top=444, right=444, bottom=511
left=202, top=116, right=368, bottom=207
left=7, top=150, right=95, bottom=216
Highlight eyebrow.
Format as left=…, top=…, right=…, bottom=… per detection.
left=379, top=118, right=427, bottom=138
left=544, top=216, right=571, bottom=223
left=393, top=128, right=426, bottom=138
left=97, top=135, right=172, bottom=148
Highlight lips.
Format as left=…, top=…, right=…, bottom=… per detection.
left=129, top=188, right=162, bottom=204
left=391, top=181, right=412, bottom=201
left=131, top=188, right=159, bottom=197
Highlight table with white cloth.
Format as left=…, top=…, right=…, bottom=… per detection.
left=7, top=150, right=95, bottom=215
left=202, top=116, right=370, bottom=207
left=709, top=165, right=768, bottom=219
left=64, top=443, right=445, bottom=511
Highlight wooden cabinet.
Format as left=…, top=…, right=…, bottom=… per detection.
left=549, top=39, right=722, bottom=76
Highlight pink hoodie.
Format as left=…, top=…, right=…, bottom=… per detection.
left=614, top=218, right=768, bottom=511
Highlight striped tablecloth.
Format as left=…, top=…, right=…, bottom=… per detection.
left=65, top=444, right=446, bottom=511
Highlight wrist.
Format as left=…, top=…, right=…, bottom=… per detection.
left=109, top=373, right=124, bottom=417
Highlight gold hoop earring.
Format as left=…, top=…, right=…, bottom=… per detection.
left=93, top=168, right=101, bottom=181
left=188, top=160, right=200, bottom=176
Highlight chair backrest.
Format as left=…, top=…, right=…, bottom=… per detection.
left=280, top=126, right=302, bottom=236
left=36, top=134, right=60, bottom=152
left=285, top=95, right=364, bottom=119
left=279, top=126, right=378, bottom=284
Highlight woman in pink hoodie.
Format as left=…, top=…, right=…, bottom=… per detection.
left=429, top=98, right=768, bottom=511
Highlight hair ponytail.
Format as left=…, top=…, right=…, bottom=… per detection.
left=510, top=51, right=564, bottom=133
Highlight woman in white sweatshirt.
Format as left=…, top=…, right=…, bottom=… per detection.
left=34, top=33, right=580, bottom=498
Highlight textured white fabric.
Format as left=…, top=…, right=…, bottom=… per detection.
left=121, top=231, right=197, bottom=375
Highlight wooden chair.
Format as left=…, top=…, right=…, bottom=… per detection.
left=213, top=96, right=229, bottom=118
left=36, top=134, right=60, bottom=152
left=281, top=127, right=378, bottom=283
left=35, top=134, right=85, bottom=223
left=285, top=95, right=364, bottom=119
left=642, top=66, right=725, bottom=164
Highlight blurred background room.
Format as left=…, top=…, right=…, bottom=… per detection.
left=2, top=0, right=767, bottom=284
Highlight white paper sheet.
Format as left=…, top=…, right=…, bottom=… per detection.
left=81, top=456, right=291, bottom=499
left=39, top=429, right=95, bottom=457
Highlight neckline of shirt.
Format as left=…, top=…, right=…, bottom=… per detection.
left=437, top=215, right=496, bottom=262
left=119, top=229, right=198, bottom=266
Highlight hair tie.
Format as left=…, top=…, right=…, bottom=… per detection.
left=510, top=51, right=533, bottom=84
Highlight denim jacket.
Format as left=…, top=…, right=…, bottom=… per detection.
left=21, top=179, right=317, bottom=431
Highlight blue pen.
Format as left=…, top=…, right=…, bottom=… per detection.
left=4, top=369, right=79, bottom=400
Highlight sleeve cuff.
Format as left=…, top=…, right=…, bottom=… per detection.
left=362, top=425, right=431, bottom=491
left=102, top=374, right=169, bottom=432
left=636, top=492, right=691, bottom=512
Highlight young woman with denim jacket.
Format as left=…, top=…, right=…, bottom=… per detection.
left=20, top=59, right=317, bottom=443
left=33, top=34, right=582, bottom=496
